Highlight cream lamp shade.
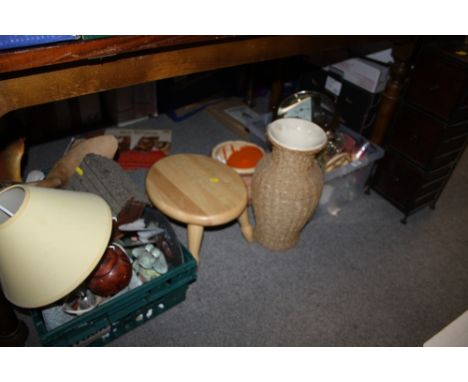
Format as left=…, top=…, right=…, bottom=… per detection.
left=0, top=184, right=113, bottom=308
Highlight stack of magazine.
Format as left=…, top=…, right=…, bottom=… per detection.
left=66, top=128, right=171, bottom=170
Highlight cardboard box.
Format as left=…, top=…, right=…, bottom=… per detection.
left=335, top=80, right=382, bottom=138
left=207, top=99, right=252, bottom=139
left=299, top=68, right=381, bottom=138
left=102, top=82, right=158, bottom=126
left=207, top=98, right=272, bottom=149
left=326, top=58, right=389, bottom=94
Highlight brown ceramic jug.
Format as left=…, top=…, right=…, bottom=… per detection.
left=87, top=243, right=132, bottom=296
left=251, top=118, right=327, bottom=251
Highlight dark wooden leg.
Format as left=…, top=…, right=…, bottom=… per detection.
left=269, top=60, right=285, bottom=117
left=244, top=64, right=256, bottom=108
left=370, top=38, right=417, bottom=146
left=400, top=215, right=408, bottom=225
left=0, top=288, right=28, bottom=346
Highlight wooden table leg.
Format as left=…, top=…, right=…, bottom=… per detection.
left=370, top=38, right=416, bottom=146
left=187, top=224, right=204, bottom=263
left=238, top=208, right=254, bottom=243
left=269, top=59, right=285, bottom=117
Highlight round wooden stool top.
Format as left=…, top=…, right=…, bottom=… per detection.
left=146, top=154, right=248, bottom=226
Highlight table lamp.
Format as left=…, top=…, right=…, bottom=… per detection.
left=0, top=184, right=113, bottom=309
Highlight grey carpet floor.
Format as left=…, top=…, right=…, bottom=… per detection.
left=18, top=110, right=468, bottom=346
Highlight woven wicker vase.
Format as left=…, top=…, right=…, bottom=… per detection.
left=251, top=118, right=327, bottom=251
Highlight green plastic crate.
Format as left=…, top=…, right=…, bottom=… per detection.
left=31, top=245, right=196, bottom=346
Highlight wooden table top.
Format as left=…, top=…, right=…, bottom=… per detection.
left=0, top=35, right=398, bottom=119
left=0, top=36, right=233, bottom=75
left=146, top=154, right=248, bottom=226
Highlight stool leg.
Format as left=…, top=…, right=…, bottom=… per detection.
left=187, top=224, right=204, bottom=263
left=238, top=208, right=254, bottom=243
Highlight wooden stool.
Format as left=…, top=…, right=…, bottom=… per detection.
left=146, top=154, right=253, bottom=262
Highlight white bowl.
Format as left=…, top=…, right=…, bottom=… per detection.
left=211, top=140, right=265, bottom=175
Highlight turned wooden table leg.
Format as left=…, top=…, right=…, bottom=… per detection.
left=244, top=64, right=256, bottom=108
left=370, top=38, right=417, bottom=146
left=238, top=208, right=254, bottom=243
left=269, top=60, right=285, bottom=116
left=187, top=224, right=204, bottom=263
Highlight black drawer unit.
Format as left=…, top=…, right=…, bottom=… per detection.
left=388, top=104, right=468, bottom=169
left=405, top=47, right=468, bottom=122
left=372, top=150, right=456, bottom=222
left=369, top=41, right=468, bottom=223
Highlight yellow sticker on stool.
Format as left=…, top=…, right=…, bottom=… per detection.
left=75, top=166, right=84, bottom=176
left=210, top=177, right=220, bottom=183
